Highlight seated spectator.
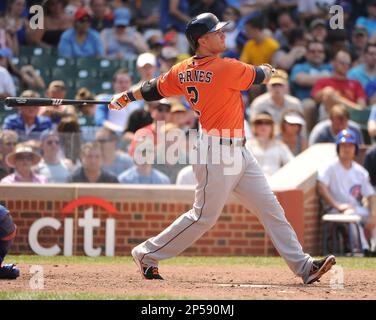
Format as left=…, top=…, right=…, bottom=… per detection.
left=190, top=0, right=227, bottom=20
left=250, top=69, right=303, bottom=134
left=290, top=40, right=332, bottom=131
left=1, top=144, right=46, bottom=183
left=309, top=104, right=364, bottom=145
left=160, top=0, right=191, bottom=36
left=0, top=13, right=19, bottom=55
left=67, top=141, right=118, bottom=183
left=240, top=16, right=279, bottom=65
left=221, top=5, right=242, bottom=59
left=349, top=26, right=369, bottom=63
left=0, top=130, right=18, bottom=179
left=176, top=165, right=195, bottom=185
left=169, top=99, right=194, bottom=131
left=364, top=144, right=376, bottom=188
left=74, top=87, right=101, bottom=142
left=123, top=101, right=153, bottom=143
left=36, top=130, right=73, bottom=183
left=39, top=80, right=76, bottom=124
left=273, top=10, right=297, bottom=51
left=368, top=103, right=376, bottom=139
left=58, top=7, right=104, bottom=58
left=118, top=132, right=170, bottom=184
left=101, top=7, right=148, bottom=60
left=4, top=0, right=31, bottom=46
left=277, top=110, right=308, bottom=156
left=134, top=52, right=159, bottom=87
left=308, top=18, right=328, bottom=43
left=28, top=0, right=73, bottom=48
left=95, top=127, right=133, bottom=176
left=317, top=129, right=376, bottom=255
left=246, top=113, right=294, bottom=179
left=0, top=49, right=16, bottom=99
left=159, top=46, right=179, bottom=73
left=57, top=115, right=81, bottom=165
left=90, top=0, right=113, bottom=32
left=348, top=42, right=376, bottom=90
left=355, top=0, right=376, bottom=38
left=311, top=50, right=367, bottom=121
left=129, top=0, right=160, bottom=33
left=2, top=90, right=52, bottom=141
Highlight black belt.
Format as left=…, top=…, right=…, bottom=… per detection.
left=219, top=137, right=246, bottom=147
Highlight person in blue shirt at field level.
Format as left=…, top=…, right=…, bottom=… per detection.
left=356, top=0, right=376, bottom=38
left=58, top=6, right=104, bottom=58
left=0, top=205, right=19, bottom=279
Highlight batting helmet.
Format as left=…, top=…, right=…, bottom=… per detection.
left=185, top=13, right=229, bottom=50
left=335, top=129, right=359, bottom=155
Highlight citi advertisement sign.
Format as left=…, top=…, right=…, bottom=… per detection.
left=28, top=197, right=118, bottom=256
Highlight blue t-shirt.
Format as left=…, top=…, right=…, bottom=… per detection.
left=58, top=28, right=104, bottom=58
left=356, top=16, right=376, bottom=38
left=290, top=63, right=332, bottom=100
left=118, top=166, right=171, bottom=184
left=369, top=104, right=376, bottom=121
left=160, top=0, right=190, bottom=33
left=348, top=64, right=376, bottom=89
left=365, top=79, right=376, bottom=98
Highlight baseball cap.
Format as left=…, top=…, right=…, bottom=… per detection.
left=252, top=112, right=274, bottom=123
left=283, top=111, right=306, bottom=126
left=161, top=46, right=178, bottom=60
left=353, top=26, right=368, bottom=36
left=113, top=7, right=130, bottom=27
left=310, top=18, right=326, bottom=30
left=269, top=69, right=288, bottom=85
left=171, top=101, right=187, bottom=113
left=74, top=7, right=91, bottom=21
left=136, top=52, right=157, bottom=68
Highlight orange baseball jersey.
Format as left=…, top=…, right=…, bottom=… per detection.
left=157, top=56, right=256, bottom=138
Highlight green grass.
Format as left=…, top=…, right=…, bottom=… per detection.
left=4, top=255, right=376, bottom=270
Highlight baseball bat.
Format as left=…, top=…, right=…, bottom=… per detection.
left=4, top=97, right=111, bottom=107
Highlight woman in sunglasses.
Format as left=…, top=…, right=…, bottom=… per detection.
left=246, top=112, right=294, bottom=179
left=0, top=143, right=46, bottom=184
left=36, top=130, right=74, bottom=183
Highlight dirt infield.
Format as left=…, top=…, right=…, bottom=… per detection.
left=2, top=262, right=376, bottom=299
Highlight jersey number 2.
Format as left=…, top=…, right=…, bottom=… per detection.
left=187, top=86, right=199, bottom=105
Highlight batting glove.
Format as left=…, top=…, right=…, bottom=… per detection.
left=108, top=92, right=131, bottom=110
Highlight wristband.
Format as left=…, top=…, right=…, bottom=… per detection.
left=126, top=91, right=136, bottom=101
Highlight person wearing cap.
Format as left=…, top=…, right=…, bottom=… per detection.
left=90, top=0, right=113, bottom=32
left=277, top=109, right=308, bottom=156
left=355, top=0, right=376, bottom=38
left=100, top=7, right=148, bottom=60
left=2, top=90, right=52, bottom=141
left=0, top=48, right=16, bottom=99
left=134, top=52, right=159, bottom=87
left=160, top=46, right=179, bottom=73
left=58, top=6, right=104, bottom=58
left=349, top=26, right=369, bottom=63
left=246, top=112, right=294, bottom=179
left=36, top=130, right=73, bottom=183
left=309, top=104, right=364, bottom=146
left=317, top=129, right=376, bottom=256
left=309, top=19, right=327, bottom=43
left=250, top=69, right=303, bottom=134
left=0, top=143, right=46, bottom=184
left=348, top=42, right=376, bottom=90
left=0, top=130, right=18, bottom=180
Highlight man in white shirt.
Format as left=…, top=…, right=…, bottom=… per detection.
left=317, top=129, right=376, bottom=255
left=0, top=51, right=16, bottom=99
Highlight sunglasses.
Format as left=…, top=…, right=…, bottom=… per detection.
left=255, top=120, right=273, bottom=126
left=15, top=154, right=33, bottom=161
left=46, top=140, right=60, bottom=146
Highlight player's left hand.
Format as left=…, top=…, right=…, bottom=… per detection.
left=108, top=92, right=131, bottom=110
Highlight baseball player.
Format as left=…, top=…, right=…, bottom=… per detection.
left=109, top=13, right=336, bottom=284
left=0, top=205, right=19, bottom=279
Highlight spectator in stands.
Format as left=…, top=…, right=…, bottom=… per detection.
left=0, top=49, right=16, bottom=99
left=95, top=127, right=133, bottom=176
left=349, top=26, right=369, bottom=63
left=101, top=7, right=148, bottom=60
left=67, top=141, right=118, bottom=183
left=348, top=42, right=376, bottom=90
left=317, top=129, right=376, bottom=255
left=0, top=130, right=18, bottom=180
left=311, top=50, right=367, bottom=121
left=221, top=5, right=242, bottom=59
left=0, top=13, right=19, bottom=55
left=272, top=28, right=307, bottom=72
left=240, top=16, right=279, bottom=65
left=2, top=90, right=52, bottom=141
left=57, top=115, right=81, bottom=165
left=246, top=112, right=294, bottom=179
left=1, top=144, right=46, bottom=183
left=250, top=69, right=303, bottom=134
left=160, top=0, right=191, bottom=34
left=39, top=80, right=76, bottom=125
left=90, top=0, right=113, bottom=32
left=118, top=131, right=170, bottom=184
left=36, top=130, right=73, bottom=183
left=159, top=46, right=178, bottom=73
left=95, top=68, right=142, bottom=133
left=190, top=0, right=227, bottom=20
left=134, top=52, right=158, bottom=86
left=123, top=101, right=153, bottom=143
left=368, top=102, right=376, bottom=139
left=364, top=144, right=376, bottom=188
left=4, top=0, right=31, bottom=46
left=58, top=7, right=104, bottom=58
left=176, top=165, right=195, bottom=185
left=277, top=110, right=308, bottom=156
left=130, top=0, right=160, bottom=33
left=309, top=104, right=364, bottom=145
left=29, top=0, right=73, bottom=48
left=308, top=19, right=328, bottom=43
left=74, top=87, right=100, bottom=142
left=355, top=0, right=376, bottom=38
left=273, top=11, right=297, bottom=51
left=290, top=40, right=332, bottom=131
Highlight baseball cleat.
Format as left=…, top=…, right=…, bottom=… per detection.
left=131, top=248, right=164, bottom=280
left=304, top=255, right=336, bottom=284
left=0, top=263, right=20, bottom=280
